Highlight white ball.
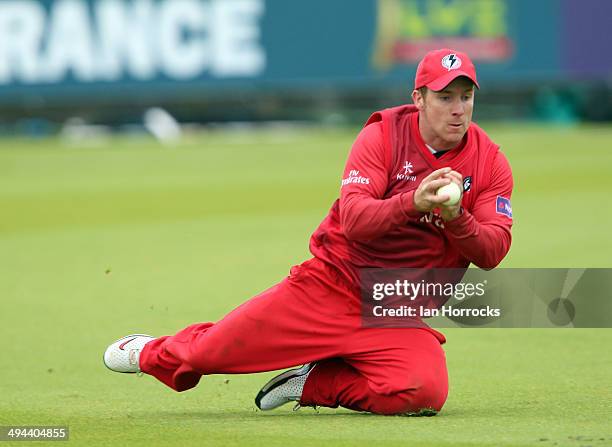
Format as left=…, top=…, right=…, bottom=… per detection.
left=436, top=182, right=462, bottom=206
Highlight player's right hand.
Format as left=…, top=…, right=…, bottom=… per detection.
left=413, top=167, right=455, bottom=213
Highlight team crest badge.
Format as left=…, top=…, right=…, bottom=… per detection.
left=463, top=176, right=472, bottom=192
left=441, top=54, right=462, bottom=71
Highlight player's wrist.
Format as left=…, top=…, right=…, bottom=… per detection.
left=441, top=206, right=463, bottom=222
left=402, top=190, right=425, bottom=218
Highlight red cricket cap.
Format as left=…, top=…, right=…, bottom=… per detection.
left=414, top=48, right=479, bottom=91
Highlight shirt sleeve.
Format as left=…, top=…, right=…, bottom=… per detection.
left=444, top=150, right=513, bottom=269
left=339, top=121, right=420, bottom=241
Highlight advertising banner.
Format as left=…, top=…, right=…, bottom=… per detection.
left=0, top=0, right=608, bottom=104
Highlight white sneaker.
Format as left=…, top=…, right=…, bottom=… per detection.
left=103, top=334, right=155, bottom=373
left=255, top=364, right=316, bottom=411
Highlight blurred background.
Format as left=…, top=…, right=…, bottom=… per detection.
left=0, top=0, right=610, bottom=135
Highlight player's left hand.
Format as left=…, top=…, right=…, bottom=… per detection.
left=439, top=170, right=463, bottom=221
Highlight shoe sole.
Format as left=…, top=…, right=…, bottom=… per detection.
left=102, top=334, right=154, bottom=374
left=254, top=363, right=315, bottom=410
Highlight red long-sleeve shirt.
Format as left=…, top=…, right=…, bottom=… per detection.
left=309, top=105, right=513, bottom=285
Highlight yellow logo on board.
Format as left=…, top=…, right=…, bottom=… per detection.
left=372, top=0, right=513, bottom=70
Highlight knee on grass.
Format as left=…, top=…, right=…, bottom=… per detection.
left=372, top=381, right=447, bottom=416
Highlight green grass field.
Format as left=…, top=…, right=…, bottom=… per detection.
left=1, top=124, right=611, bottom=446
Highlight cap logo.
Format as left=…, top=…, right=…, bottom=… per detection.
left=441, top=54, right=462, bottom=71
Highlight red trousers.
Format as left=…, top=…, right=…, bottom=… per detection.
left=140, top=258, right=449, bottom=415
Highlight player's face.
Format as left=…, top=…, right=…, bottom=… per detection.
left=413, top=77, right=475, bottom=150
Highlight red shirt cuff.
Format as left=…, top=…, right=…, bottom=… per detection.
left=399, top=191, right=423, bottom=220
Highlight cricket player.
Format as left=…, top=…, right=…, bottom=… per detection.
left=103, top=49, right=513, bottom=415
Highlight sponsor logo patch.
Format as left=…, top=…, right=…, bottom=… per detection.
left=341, top=169, right=370, bottom=186
left=396, top=161, right=416, bottom=182
left=496, top=196, right=512, bottom=218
